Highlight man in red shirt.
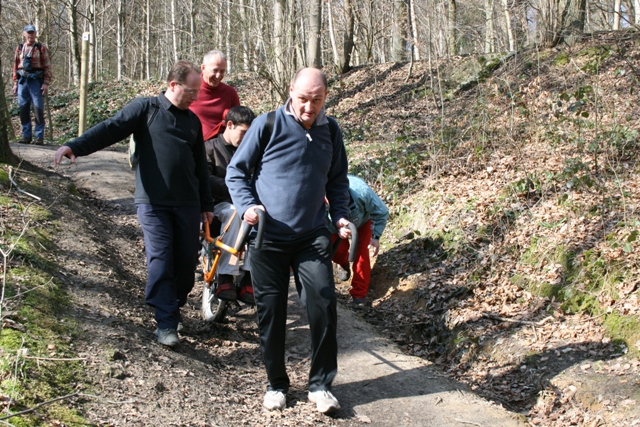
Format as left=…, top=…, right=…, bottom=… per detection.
left=13, top=24, right=53, bottom=145
left=189, top=50, right=240, bottom=140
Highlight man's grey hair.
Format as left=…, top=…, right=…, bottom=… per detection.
left=202, top=50, right=227, bottom=65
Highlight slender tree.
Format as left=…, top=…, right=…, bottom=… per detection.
left=342, top=0, right=355, bottom=73
left=308, top=0, right=322, bottom=67
left=0, top=0, right=19, bottom=164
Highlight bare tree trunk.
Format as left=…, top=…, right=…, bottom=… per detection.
left=88, top=0, right=96, bottom=81
left=171, top=0, right=178, bottom=62
left=342, top=0, right=355, bottom=73
left=613, top=0, right=621, bottom=29
left=146, top=0, right=150, bottom=79
left=327, top=0, right=339, bottom=67
left=484, top=0, right=495, bottom=53
left=117, top=0, right=124, bottom=79
left=391, top=0, right=406, bottom=62
left=448, top=0, right=457, bottom=56
left=67, top=0, right=81, bottom=85
left=308, top=0, right=322, bottom=67
left=240, top=0, right=251, bottom=71
left=190, top=0, right=196, bottom=62
left=502, top=0, right=515, bottom=51
left=226, top=0, right=231, bottom=66
left=273, top=0, right=288, bottom=99
left=635, top=0, right=640, bottom=24
left=0, top=0, right=19, bottom=164
left=409, top=0, right=420, bottom=60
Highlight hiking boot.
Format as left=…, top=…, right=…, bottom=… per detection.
left=215, top=275, right=236, bottom=301
left=155, top=328, right=179, bottom=347
left=308, top=390, right=340, bottom=414
left=16, top=137, right=32, bottom=144
left=237, top=272, right=255, bottom=305
left=350, top=298, right=366, bottom=310
left=33, top=138, right=44, bottom=145
left=336, top=264, right=351, bottom=281
left=263, top=390, right=286, bottom=411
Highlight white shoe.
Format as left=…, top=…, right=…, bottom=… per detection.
left=263, top=390, right=286, bottom=411
left=308, top=390, right=340, bottom=414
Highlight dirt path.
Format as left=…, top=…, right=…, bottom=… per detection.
left=13, top=143, right=525, bottom=426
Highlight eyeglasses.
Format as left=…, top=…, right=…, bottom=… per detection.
left=177, top=83, right=199, bottom=96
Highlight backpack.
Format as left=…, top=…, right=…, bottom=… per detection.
left=259, top=110, right=338, bottom=155
left=128, top=97, right=159, bottom=169
left=18, top=42, right=42, bottom=56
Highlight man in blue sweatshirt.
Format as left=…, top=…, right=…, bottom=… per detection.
left=226, top=68, right=350, bottom=414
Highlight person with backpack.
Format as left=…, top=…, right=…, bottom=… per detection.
left=53, top=61, right=214, bottom=348
left=205, top=105, right=256, bottom=304
left=226, top=68, right=351, bottom=414
left=189, top=50, right=240, bottom=140
left=12, top=24, right=52, bottom=145
left=326, top=174, right=389, bottom=309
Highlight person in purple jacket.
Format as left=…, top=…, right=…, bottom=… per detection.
left=226, top=68, right=351, bottom=414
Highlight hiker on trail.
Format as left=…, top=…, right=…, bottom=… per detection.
left=327, top=174, right=389, bottom=309
left=12, top=24, right=52, bottom=146
left=226, top=67, right=351, bottom=414
left=53, top=61, right=214, bottom=348
left=189, top=50, right=240, bottom=140
left=205, top=105, right=256, bottom=305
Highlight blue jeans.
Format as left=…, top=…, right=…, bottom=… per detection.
left=249, top=228, right=338, bottom=393
left=137, top=204, right=201, bottom=330
left=17, top=77, right=45, bottom=140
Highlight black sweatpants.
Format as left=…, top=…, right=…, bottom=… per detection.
left=249, top=228, right=338, bottom=393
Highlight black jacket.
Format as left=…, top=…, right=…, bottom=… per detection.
left=205, top=134, right=237, bottom=205
left=66, top=92, right=213, bottom=212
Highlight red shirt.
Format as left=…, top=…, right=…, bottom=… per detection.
left=189, top=77, right=240, bottom=140
left=13, top=42, right=53, bottom=86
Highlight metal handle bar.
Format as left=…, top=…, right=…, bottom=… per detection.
left=332, top=222, right=359, bottom=263
left=253, top=209, right=265, bottom=249
left=202, top=208, right=266, bottom=252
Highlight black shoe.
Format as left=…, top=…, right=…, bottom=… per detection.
left=350, top=298, right=366, bottom=310
left=16, top=137, right=32, bottom=144
left=33, top=138, right=44, bottom=145
left=336, top=264, right=351, bottom=281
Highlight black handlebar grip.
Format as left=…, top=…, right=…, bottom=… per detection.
left=254, top=209, right=266, bottom=249
left=234, top=221, right=252, bottom=252
left=347, top=223, right=358, bottom=263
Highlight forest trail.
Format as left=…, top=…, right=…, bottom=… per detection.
left=12, top=142, right=525, bottom=426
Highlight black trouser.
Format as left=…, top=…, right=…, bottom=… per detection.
left=249, top=228, right=338, bottom=393
left=137, top=204, right=201, bottom=329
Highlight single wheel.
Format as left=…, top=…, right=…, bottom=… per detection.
left=201, top=251, right=228, bottom=322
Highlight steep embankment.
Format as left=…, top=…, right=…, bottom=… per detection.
left=325, top=32, right=640, bottom=426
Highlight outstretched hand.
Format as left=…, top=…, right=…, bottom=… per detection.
left=54, top=146, right=75, bottom=165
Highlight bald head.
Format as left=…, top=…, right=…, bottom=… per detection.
left=289, top=68, right=328, bottom=129
left=291, top=68, right=328, bottom=91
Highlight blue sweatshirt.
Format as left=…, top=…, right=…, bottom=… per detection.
left=226, top=101, right=349, bottom=241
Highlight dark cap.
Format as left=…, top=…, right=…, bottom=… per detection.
left=24, top=24, right=36, bottom=33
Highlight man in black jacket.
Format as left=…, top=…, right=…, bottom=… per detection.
left=205, top=106, right=256, bottom=304
left=54, top=61, right=214, bottom=348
